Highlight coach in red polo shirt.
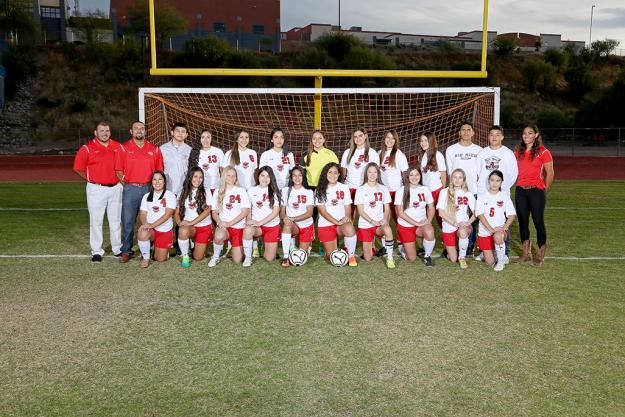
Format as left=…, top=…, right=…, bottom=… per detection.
left=115, top=121, right=164, bottom=262
left=73, top=121, right=122, bottom=262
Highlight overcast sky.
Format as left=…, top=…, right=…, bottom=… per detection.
left=80, top=0, right=625, bottom=49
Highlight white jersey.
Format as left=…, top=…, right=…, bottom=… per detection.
left=340, top=148, right=380, bottom=189
left=436, top=188, right=476, bottom=233
left=476, top=146, right=518, bottom=196
left=445, top=142, right=482, bottom=195
left=221, top=148, right=258, bottom=190
left=182, top=189, right=212, bottom=228
left=420, top=150, right=447, bottom=192
left=259, top=149, right=295, bottom=190
left=315, top=182, right=352, bottom=227
left=379, top=149, right=409, bottom=192
left=140, top=190, right=177, bottom=232
left=354, top=183, right=391, bottom=229
left=394, top=185, right=434, bottom=227
left=281, top=186, right=315, bottom=228
left=247, top=185, right=280, bottom=227
left=212, top=185, right=251, bottom=229
left=197, top=147, right=224, bottom=191
left=475, top=191, right=516, bottom=237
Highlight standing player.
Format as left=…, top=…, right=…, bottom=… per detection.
left=514, top=125, right=554, bottom=266
left=221, top=129, right=258, bottom=190
left=115, top=121, right=163, bottom=263
left=207, top=166, right=251, bottom=267
left=73, top=121, right=122, bottom=262
left=354, top=163, right=395, bottom=268
left=174, top=167, right=213, bottom=267
left=394, top=167, right=436, bottom=265
left=160, top=122, right=192, bottom=197
left=379, top=130, right=409, bottom=207
left=136, top=171, right=177, bottom=267
left=417, top=131, right=447, bottom=226
left=314, top=162, right=358, bottom=267
left=476, top=170, right=517, bottom=272
left=259, top=128, right=295, bottom=190
left=301, top=130, right=339, bottom=190
left=280, top=166, right=315, bottom=267
left=436, top=169, right=477, bottom=269
left=242, top=166, right=282, bottom=266
left=188, top=129, right=224, bottom=194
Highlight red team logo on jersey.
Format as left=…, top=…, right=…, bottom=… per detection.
left=292, top=201, right=300, bottom=209
left=331, top=199, right=338, bottom=206
left=188, top=201, right=196, bottom=210
left=485, top=156, right=501, bottom=170
left=225, top=203, right=233, bottom=210
left=152, top=205, right=159, bottom=213
left=202, top=163, right=209, bottom=170
left=256, top=200, right=263, bottom=208
left=277, top=165, right=284, bottom=171
left=242, top=161, right=249, bottom=169
left=369, top=201, right=377, bottom=208
left=412, top=201, right=420, bottom=208
left=497, top=200, right=504, bottom=207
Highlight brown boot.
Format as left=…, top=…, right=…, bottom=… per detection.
left=516, top=240, right=532, bottom=263
left=533, top=244, right=547, bottom=267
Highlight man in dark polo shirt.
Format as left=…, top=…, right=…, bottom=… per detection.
left=115, top=121, right=164, bottom=262
left=73, top=121, right=122, bottom=262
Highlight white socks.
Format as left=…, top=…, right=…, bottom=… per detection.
left=138, top=240, right=151, bottom=260
left=385, top=239, right=394, bottom=259
left=281, top=233, right=291, bottom=258
left=178, top=239, right=190, bottom=257
left=212, top=243, right=223, bottom=259
left=458, top=237, right=469, bottom=259
left=423, top=239, right=435, bottom=257
left=243, top=239, right=254, bottom=260
left=344, top=235, right=357, bottom=256
left=495, top=243, right=505, bottom=264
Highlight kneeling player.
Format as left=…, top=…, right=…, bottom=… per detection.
left=280, top=166, right=315, bottom=267
left=137, top=171, right=176, bottom=267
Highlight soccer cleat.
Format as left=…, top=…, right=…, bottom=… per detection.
left=113, top=252, right=122, bottom=257
left=252, top=247, right=260, bottom=258
left=348, top=255, right=358, bottom=267
left=386, top=257, right=396, bottom=269
left=459, top=258, right=468, bottom=269
left=423, top=256, right=434, bottom=267
left=140, top=258, right=150, bottom=268
left=242, top=257, right=253, bottom=267
left=281, top=258, right=291, bottom=268
left=503, top=255, right=510, bottom=265
left=474, top=252, right=484, bottom=262
left=494, top=261, right=505, bottom=272
left=91, top=254, right=103, bottom=262
left=120, top=253, right=130, bottom=263
left=318, top=247, right=325, bottom=257
left=207, top=257, right=220, bottom=268
left=181, top=256, right=190, bottom=268
left=398, top=245, right=407, bottom=260
left=440, top=248, right=448, bottom=259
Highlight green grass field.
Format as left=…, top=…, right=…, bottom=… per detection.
left=1, top=181, right=625, bottom=416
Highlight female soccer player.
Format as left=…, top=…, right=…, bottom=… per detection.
left=514, top=125, right=554, bottom=266
left=260, top=127, right=295, bottom=190
left=221, top=129, right=258, bottom=190
left=314, top=162, right=358, bottom=267
left=379, top=130, right=409, bottom=204
left=394, top=167, right=436, bottom=266
left=418, top=131, right=447, bottom=225
left=340, top=127, right=380, bottom=216
left=137, top=171, right=176, bottom=267
left=174, top=167, right=212, bottom=267
left=301, top=130, right=339, bottom=189
left=476, top=170, right=517, bottom=272
left=280, top=166, right=315, bottom=267
left=207, top=166, right=251, bottom=267
left=436, top=169, right=477, bottom=269
left=355, top=162, right=395, bottom=268
left=242, top=166, right=281, bottom=266
left=188, top=129, right=224, bottom=194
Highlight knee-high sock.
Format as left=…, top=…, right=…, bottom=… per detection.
left=458, top=237, right=469, bottom=259
left=212, top=243, right=224, bottom=259
left=243, top=239, right=254, bottom=260
left=178, top=239, right=190, bottom=257
left=138, top=240, right=151, bottom=260
left=423, top=239, right=435, bottom=257
left=495, top=243, right=505, bottom=264
left=344, top=235, right=357, bottom=256
left=281, top=233, right=291, bottom=258
left=385, top=239, right=394, bottom=259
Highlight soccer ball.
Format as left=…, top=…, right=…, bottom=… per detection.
left=329, top=249, right=348, bottom=267
left=288, top=248, right=308, bottom=267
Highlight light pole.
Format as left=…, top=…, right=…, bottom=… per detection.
left=589, top=4, right=595, bottom=49
left=338, top=0, right=341, bottom=31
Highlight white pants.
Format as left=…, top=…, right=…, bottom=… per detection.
left=86, top=183, right=123, bottom=256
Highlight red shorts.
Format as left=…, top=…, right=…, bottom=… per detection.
left=193, top=224, right=213, bottom=244
left=431, top=187, right=443, bottom=205
left=396, top=224, right=417, bottom=243
left=389, top=191, right=396, bottom=203
left=154, top=229, right=174, bottom=249
left=261, top=224, right=281, bottom=243
left=317, top=225, right=338, bottom=243
left=349, top=188, right=357, bottom=202
left=226, top=227, right=244, bottom=247
left=477, top=235, right=495, bottom=251
left=357, top=226, right=378, bottom=243
left=295, top=224, right=315, bottom=243
left=441, top=231, right=458, bottom=247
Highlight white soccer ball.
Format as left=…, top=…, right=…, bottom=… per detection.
left=288, top=248, right=309, bottom=267
left=329, top=249, right=349, bottom=267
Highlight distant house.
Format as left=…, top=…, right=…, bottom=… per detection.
left=497, top=32, right=586, bottom=53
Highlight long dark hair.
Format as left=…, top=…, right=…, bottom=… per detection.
left=488, top=170, right=504, bottom=191
left=230, top=129, right=249, bottom=166
left=314, top=162, right=343, bottom=204
left=306, top=130, right=325, bottom=167
left=177, top=167, right=208, bottom=218
left=402, top=167, right=423, bottom=210
left=346, top=126, right=371, bottom=164
left=516, top=125, right=543, bottom=160
left=256, top=165, right=281, bottom=208
left=146, top=171, right=167, bottom=202
left=266, top=127, right=289, bottom=156
left=379, top=130, right=399, bottom=168
left=187, top=129, right=211, bottom=171
left=418, top=131, right=439, bottom=173
left=285, top=165, right=309, bottom=205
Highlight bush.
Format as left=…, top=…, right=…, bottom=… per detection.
left=576, top=69, right=625, bottom=126
left=0, top=44, right=35, bottom=98
left=176, top=37, right=231, bottom=68
left=564, top=62, right=599, bottom=101
left=536, top=106, right=572, bottom=128
left=522, top=60, right=556, bottom=92
left=313, top=32, right=365, bottom=62
left=543, top=48, right=569, bottom=73
left=493, top=38, right=518, bottom=57
left=500, top=103, right=523, bottom=128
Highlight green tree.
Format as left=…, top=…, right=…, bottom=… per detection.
left=313, top=32, right=364, bottom=62
left=522, top=60, right=556, bottom=92
left=68, top=9, right=110, bottom=44
left=0, top=0, right=39, bottom=44
left=590, top=39, right=620, bottom=57
left=577, top=69, right=625, bottom=126
left=493, top=37, right=517, bottom=57
left=543, top=48, right=569, bottom=73
left=126, top=0, right=187, bottom=48
left=536, top=106, right=572, bottom=128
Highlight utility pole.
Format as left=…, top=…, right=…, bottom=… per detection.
left=588, top=4, right=595, bottom=49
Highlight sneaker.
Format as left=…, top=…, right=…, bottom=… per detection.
left=474, top=252, right=484, bottom=262
left=459, top=258, right=468, bottom=269
left=494, top=261, right=505, bottom=272
left=207, top=257, right=220, bottom=268
left=398, top=245, right=407, bottom=260
left=348, top=255, right=357, bottom=267
left=181, top=256, right=190, bottom=268
left=416, top=247, right=425, bottom=257
left=140, top=258, right=150, bottom=268
left=113, top=252, right=122, bottom=257
left=252, top=247, right=260, bottom=258
left=503, top=255, right=510, bottom=265
left=423, top=256, right=434, bottom=267
left=242, top=257, right=253, bottom=267
left=281, top=258, right=290, bottom=268
left=91, top=254, right=103, bottom=262
left=120, top=253, right=130, bottom=263
left=386, top=257, right=396, bottom=269
left=376, top=247, right=386, bottom=257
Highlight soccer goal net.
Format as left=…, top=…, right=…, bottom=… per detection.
left=139, top=87, right=499, bottom=163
